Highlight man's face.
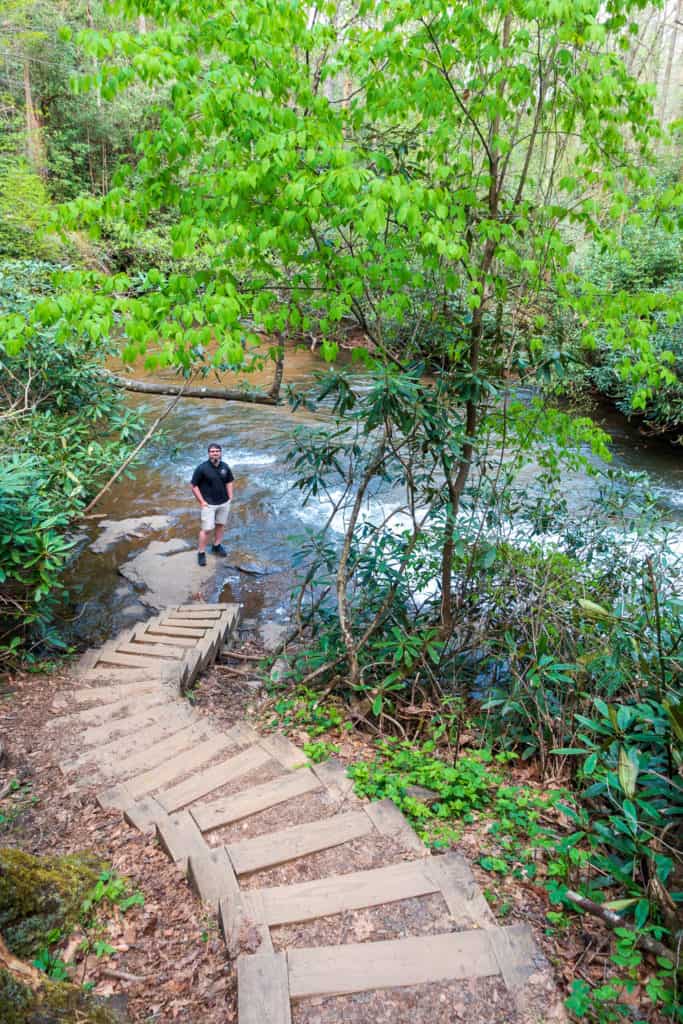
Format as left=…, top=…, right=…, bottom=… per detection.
left=208, top=447, right=221, bottom=465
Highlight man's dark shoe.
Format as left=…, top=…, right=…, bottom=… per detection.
left=211, top=544, right=227, bottom=556
left=197, top=551, right=207, bottom=566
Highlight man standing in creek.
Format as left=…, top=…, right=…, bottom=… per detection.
left=190, top=443, right=234, bottom=566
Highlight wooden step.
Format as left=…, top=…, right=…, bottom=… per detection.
left=227, top=810, right=373, bottom=876
left=78, top=702, right=190, bottom=749
left=365, top=798, right=428, bottom=855
left=69, top=713, right=195, bottom=770
left=156, top=810, right=208, bottom=870
left=158, top=741, right=269, bottom=813
left=124, top=732, right=238, bottom=801
left=52, top=678, right=163, bottom=711
left=287, top=928, right=502, bottom=999
left=49, top=689, right=168, bottom=728
left=187, top=847, right=239, bottom=908
left=170, top=608, right=223, bottom=619
left=132, top=626, right=198, bottom=649
left=255, top=858, right=439, bottom=927
left=96, top=649, right=183, bottom=674
left=161, top=616, right=215, bottom=630
left=238, top=952, right=291, bottom=1024
left=115, top=640, right=186, bottom=661
left=423, top=852, right=495, bottom=928
left=117, top=722, right=214, bottom=778
left=192, top=768, right=321, bottom=833
left=147, top=624, right=207, bottom=639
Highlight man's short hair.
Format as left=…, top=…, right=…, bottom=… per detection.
left=208, top=443, right=222, bottom=452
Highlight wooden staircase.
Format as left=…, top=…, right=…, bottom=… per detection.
left=54, top=604, right=552, bottom=1023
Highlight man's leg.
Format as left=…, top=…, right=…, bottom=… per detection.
left=211, top=503, right=229, bottom=554
left=198, top=505, right=215, bottom=564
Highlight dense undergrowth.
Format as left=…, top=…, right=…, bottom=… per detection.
left=552, top=169, right=683, bottom=443
left=264, top=367, right=683, bottom=1023
left=0, top=259, right=143, bottom=666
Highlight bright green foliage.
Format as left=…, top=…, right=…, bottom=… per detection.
left=349, top=738, right=505, bottom=846
left=35, top=0, right=678, bottom=395
left=563, top=176, right=683, bottom=440
left=0, top=161, right=62, bottom=260
left=0, top=260, right=144, bottom=664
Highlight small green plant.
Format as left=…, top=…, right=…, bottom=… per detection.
left=565, top=928, right=682, bottom=1022
left=348, top=737, right=504, bottom=846
left=270, top=684, right=349, bottom=738
left=80, top=869, right=144, bottom=918
left=304, top=740, right=340, bottom=764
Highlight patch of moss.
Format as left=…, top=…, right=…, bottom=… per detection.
left=0, top=968, right=127, bottom=1024
left=0, top=848, right=106, bottom=958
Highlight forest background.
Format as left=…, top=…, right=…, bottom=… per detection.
left=0, top=1, right=682, bottom=1022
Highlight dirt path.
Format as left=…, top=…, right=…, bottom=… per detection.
left=29, top=603, right=564, bottom=1024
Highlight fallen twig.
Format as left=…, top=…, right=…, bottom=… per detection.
left=101, top=966, right=149, bottom=984
left=221, top=651, right=264, bottom=662
left=565, top=889, right=680, bottom=964
left=214, top=665, right=264, bottom=679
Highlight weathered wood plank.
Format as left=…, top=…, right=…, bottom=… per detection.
left=192, top=769, right=320, bottom=833
left=161, top=617, right=214, bottom=630
left=220, top=889, right=273, bottom=958
left=125, top=733, right=236, bottom=800
left=158, top=743, right=271, bottom=813
left=424, top=852, right=495, bottom=928
left=156, top=810, right=208, bottom=870
left=96, top=650, right=175, bottom=671
left=237, top=952, right=291, bottom=1024
left=364, top=798, right=428, bottom=855
left=124, top=795, right=167, bottom=834
left=259, top=858, right=438, bottom=926
left=287, top=929, right=501, bottom=1000
left=115, top=641, right=186, bottom=661
left=170, top=608, right=223, bottom=619
left=310, top=759, right=355, bottom=802
left=118, top=723, right=212, bottom=778
left=259, top=734, right=307, bottom=770
left=132, top=627, right=198, bottom=649
left=52, top=679, right=162, bottom=711
left=487, top=923, right=541, bottom=991
left=227, top=810, right=373, bottom=877
left=187, top=846, right=239, bottom=908
left=49, top=690, right=167, bottom=728
left=78, top=703, right=191, bottom=749
left=147, top=624, right=207, bottom=639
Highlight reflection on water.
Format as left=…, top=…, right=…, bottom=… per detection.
left=62, top=349, right=683, bottom=647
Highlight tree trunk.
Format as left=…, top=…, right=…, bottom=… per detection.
left=0, top=932, right=43, bottom=990
left=659, top=0, right=682, bottom=123
left=23, top=60, right=46, bottom=176
left=108, top=374, right=279, bottom=405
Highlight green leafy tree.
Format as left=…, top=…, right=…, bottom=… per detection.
left=17, top=0, right=683, bottom=659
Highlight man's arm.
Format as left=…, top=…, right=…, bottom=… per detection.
left=191, top=484, right=207, bottom=506
left=226, top=480, right=234, bottom=501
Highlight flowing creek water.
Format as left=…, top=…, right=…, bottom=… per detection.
left=63, top=349, right=683, bottom=648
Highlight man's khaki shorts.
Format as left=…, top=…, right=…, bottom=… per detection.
left=200, top=501, right=230, bottom=531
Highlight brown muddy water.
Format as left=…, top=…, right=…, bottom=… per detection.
left=63, top=349, right=683, bottom=648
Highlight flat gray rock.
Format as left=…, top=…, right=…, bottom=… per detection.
left=91, top=515, right=174, bottom=553
left=118, top=540, right=215, bottom=608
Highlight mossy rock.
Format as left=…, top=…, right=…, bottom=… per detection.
left=0, top=848, right=106, bottom=958
left=0, top=968, right=127, bottom=1024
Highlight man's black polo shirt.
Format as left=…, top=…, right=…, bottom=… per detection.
left=191, top=460, right=234, bottom=505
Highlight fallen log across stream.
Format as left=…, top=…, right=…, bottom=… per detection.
left=108, top=374, right=279, bottom=406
